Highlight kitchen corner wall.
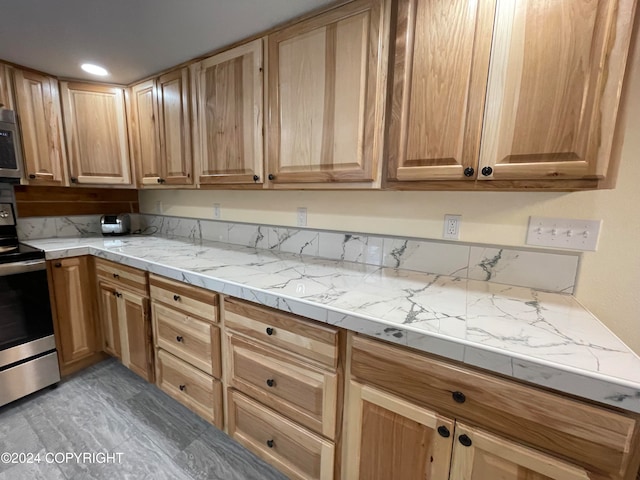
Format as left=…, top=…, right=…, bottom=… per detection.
left=140, top=27, right=640, bottom=355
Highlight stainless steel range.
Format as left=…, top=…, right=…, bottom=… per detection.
left=0, top=183, right=60, bottom=407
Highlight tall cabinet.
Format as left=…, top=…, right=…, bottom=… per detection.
left=60, top=82, right=132, bottom=186
left=12, top=68, right=68, bottom=186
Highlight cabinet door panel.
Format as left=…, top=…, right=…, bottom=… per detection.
left=344, top=381, right=453, bottom=480
left=13, top=69, right=67, bottom=185
left=120, top=290, right=153, bottom=382
left=479, top=0, right=623, bottom=180
left=450, top=423, right=593, bottom=480
left=386, top=0, right=496, bottom=181
left=0, top=63, right=14, bottom=109
left=268, top=0, right=387, bottom=185
left=129, top=79, right=160, bottom=185
left=61, top=82, right=131, bottom=185
left=98, top=281, right=121, bottom=358
left=192, top=39, right=263, bottom=185
left=158, top=68, right=192, bottom=184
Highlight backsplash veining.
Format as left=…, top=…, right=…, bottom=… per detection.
left=17, top=213, right=580, bottom=294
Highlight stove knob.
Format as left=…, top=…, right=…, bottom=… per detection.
left=0, top=210, right=9, bottom=219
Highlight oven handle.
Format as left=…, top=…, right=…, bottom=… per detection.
left=0, top=259, right=46, bottom=276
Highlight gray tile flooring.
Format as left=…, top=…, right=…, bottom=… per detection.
left=0, top=359, right=287, bottom=480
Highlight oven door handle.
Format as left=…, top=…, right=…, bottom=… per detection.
left=0, top=259, right=46, bottom=276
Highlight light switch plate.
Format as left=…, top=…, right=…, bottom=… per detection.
left=526, top=216, right=601, bottom=251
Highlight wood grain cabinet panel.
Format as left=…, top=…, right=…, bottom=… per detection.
left=120, top=289, right=153, bottom=382
left=98, top=280, right=121, bottom=358
left=343, top=381, right=454, bottom=480
left=60, top=82, right=132, bottom=186
left=49, top=256, right=101, bottom=375
left=191, top=39, right=263, bottom=186
left=12, top=69, right=67, bottom=186
left=128, top=79, right=160, bottom=185
left=0, top=63, right=14, bottom=109
left=266, top=0, right=389, bottom=187
left=478, top=0, right=636, bottom=181
left=386, top=0, right=496, bottom=182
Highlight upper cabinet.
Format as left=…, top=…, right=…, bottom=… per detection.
left=386, top=0, right=496, bottom=182
left=0, top=63, right=14, bottom=110
left=60, top=82, right=132, bottom=186
left=129, top=68, right=193, bottom=187
left=12, top=69, right=68, bottom=186
left=266, top=0, right=389, bottom=187
left=191, top=39, right=263, bottom=186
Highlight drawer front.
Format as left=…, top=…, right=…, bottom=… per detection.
left=156, top=349, right=223, bottom=428
left=150, top=275, right=218, bottom=322
left=224, top=297, right=338, bottom=368
left=228, top=389, right=335, bottom=480
left=153, top=302, right=221, bottom=378
left=227, top=332, right=338, bottom=439
left=95, top=258, right=147, bottom=295
left=350, top=335, right=639, bottom=477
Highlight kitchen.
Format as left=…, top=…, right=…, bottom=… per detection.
left=0, top=2, right=640, bottom=478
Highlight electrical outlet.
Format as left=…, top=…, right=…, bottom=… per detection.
left=443, top=214, right=461, bottom=240
left=213, top=203, right=221, bottom=219
left=526, top=216, right=601, bottom=251
left=155, top=201, right=163, bottom=214
left=297, top=207, right=307, bottom=227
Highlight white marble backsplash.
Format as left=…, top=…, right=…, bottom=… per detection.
left=138, top=214, right=580, bottom=294
left=17, top=214, right=142, bottom=240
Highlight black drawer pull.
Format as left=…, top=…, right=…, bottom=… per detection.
left=266, top=327, right=274, bottom=336
left=266, top=379, right=275, bottom=388
left=437, top=425, right=450, bottom=438
left=266, top=439, right=274, bottom=448
left=176, top=336, right=183, bottom=342
left=54, top=262, right=62, bottom=268
left=112, top=273, right=119, bottom=279
left=173, top=294, right=181, bottom=301
left=458, top=434, right=472, bottom=447
left=452, top=391, right=466, bottom=403
left=179, top=384, right=186, bottom=391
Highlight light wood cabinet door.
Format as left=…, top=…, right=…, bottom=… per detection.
left=0, top=63, right=14, bottom=109
left=386, top=0, right=496, bottom=182
left=267, top=0, right=388, bottom=186
left=50, top=257, right=98, bottom=373
left=60, top=82, right=132, bottom=185
left=12, top=69, right=67, bottom=185
left=478, top=0, right=636, bottom=181
left=191, top=39, right=263, bottom=186
left=157, top=68, right=192, bottom=185
left=128, top=79, right=161, bottom=186
left=343, top=381, right=454, bottom=480
left=98, top=280, right=121, bottom=358
left=119, top=289, right=153, bottom=382
left=450, top=423, right=595, bottom=480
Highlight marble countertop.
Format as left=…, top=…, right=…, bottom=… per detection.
left=25, top=235, right=640, bottom=413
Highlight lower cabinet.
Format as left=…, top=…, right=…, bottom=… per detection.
left=48, top=256, right=103, bottom=375
left=97, top=281, right=121, bottom=358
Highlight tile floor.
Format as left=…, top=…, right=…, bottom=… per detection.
left=0, top=359, right=287, bottom=480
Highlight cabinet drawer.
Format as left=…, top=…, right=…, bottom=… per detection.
left=95, top=258, right=147, bottom=295
left=224, top=297, right=339, bottom=368
left=226, top=332, right=338, bottom=439
left=350, top=335, right=639, bottom=477
left=228, top=390, right=335, bottom=480
left=150, top=274, right=218, bottom=322
left=153, top=302, right=221, bottom=378
left=156, top=349, right=223, bottom=428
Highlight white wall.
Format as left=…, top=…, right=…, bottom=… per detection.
left=140, top=26, right=640, bottom=355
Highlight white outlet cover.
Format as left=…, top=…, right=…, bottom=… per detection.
left=526, top=216, right=601, bottom=251
left=213, top=203, right=221, bottom=219
left=297, top=207, right=307, bottom=227
left=443, top=214, right=461, bottom=240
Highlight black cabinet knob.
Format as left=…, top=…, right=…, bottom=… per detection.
left=481, top=166, right=493, bottom=176
left=176, top=336, right=183, bottom=342
left=452, top=391, right=466, bottom=403
left=458, top=434, right=472, bottom=447
left=253, top=174, right=260, bottom=182
left=29, top=174, right=36, bottom=179
left=266, top=327, right=274, bottom=336
left=116, top=292, right=122, bottom=298
left=266, top=439, right=274, bottom=449
left=112, top=291, right=117, bottom=297
left=54, top=262, right=62, bottom=268
left=157, top=178, right=166, bottom=184
left=437, top=425, right=450, bottom=438
left=463, top=167, right=474, bottom=177
left=113, top=273, right=119, bottom=279
left=70, top=177, right=78, bottom=183
left=268, top=174, right=275, bottom=181
left=266, top=379, right=275, bottom=388
left=179, top=384, right=186, bottom=391
left=173, top=294, right=181, bottom=301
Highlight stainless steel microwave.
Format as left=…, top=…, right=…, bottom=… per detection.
left=0, top=110, right=23, bottom=181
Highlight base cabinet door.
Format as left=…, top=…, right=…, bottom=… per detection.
left=344, top=381, right=454, bottom=480
left=119, top=289, right=153, bottom=382
left=49, top=257, right=99, bottom=374
left=450, top=423, right=596, bottom=480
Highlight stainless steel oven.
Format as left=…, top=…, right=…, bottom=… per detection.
left=0, top=183, right=59, bottom=407
left=0, top=110, right=23, bottom=181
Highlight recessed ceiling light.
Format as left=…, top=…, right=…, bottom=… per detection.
left=81, top=63, right=109, bottom=76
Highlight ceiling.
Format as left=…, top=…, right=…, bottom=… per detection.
left=0, top=0, right=335, bottom=84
